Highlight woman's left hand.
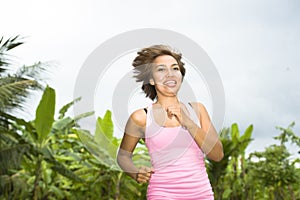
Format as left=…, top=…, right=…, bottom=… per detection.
left=166, top=104, right=193, bottom=128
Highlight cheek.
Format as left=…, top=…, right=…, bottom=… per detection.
left=176, top=71, right=183, bottom=79
left=152, top=73, right=164, bottom=82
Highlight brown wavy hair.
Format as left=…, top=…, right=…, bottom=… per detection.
left=132, top=45, right=185, bottom=100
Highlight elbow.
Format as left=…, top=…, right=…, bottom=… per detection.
left=215, top=140, right=224, bottom=161
left=207, top=143, right=224, bottom=162
left=208, top=151, right=224, bottom=162
left=116, top=148, right=132, bottom=169
left=116, top=150, right=124, bottom=167
left=116, top=152, right=121, bottom=167
left=215, top=151, right=224, bottom=162
left=215, top=143, right=224, bottom=162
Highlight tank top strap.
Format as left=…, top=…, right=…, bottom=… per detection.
left=145, top=102, right=200, bottom=128
left=184, top=102, right=201, bottom=127
left=145, top=103, right=153, bottom=128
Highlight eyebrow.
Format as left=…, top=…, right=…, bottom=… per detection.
left=155, top=63, right=179, bottom=68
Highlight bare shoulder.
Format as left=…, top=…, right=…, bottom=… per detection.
left=195, top=102, right=207, bottom=111
left=188, top=102, right=214, bottom=133
left=124, top=108, right=147, bottom=138
left=130, top=108, right=147, bottom=128
left=188, top=102, right=209, bottom=117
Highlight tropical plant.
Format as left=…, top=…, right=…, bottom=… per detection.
left=0, top=35, right=48, bottom=199
left=206, top=123, right=253, bottom=200
left=0, top=35, right=46, bottom=113
left=248, top=122, right=300, bottom=200
left=74, top=110, right=150, bottom=199
left=1, top=84, right=150, bottom=199
left=0, top=36, right=46, bottom=173
left=0, top=86, right=88, bottom=199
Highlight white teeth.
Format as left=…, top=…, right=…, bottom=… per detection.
left=164, top=80, right=176, bottom=86
left=164, top=80, right=176, bottom=84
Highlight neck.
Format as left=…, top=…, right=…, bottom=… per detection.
left=155, top=96, right=180, bottom=108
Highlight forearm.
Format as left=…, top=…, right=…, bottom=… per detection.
left=185, top=120, right=224, bottom=161
left=117, top=149, right=138, bottom=180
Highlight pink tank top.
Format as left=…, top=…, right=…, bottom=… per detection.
left=145, top=103, right=214, bottom=200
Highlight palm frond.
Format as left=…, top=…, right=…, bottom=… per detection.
left=0, top=77, right=37, bottom=111
left=0, top=111, right=36, bottom=137
left=0, top=174, right=28, bottom=199
left=0, top=36, right=24, bottom=73
left=0, top=35, right=48, bottom=113
left=15, top=62, right=48, bottom=88
left=0, top=144, right=29, bottom=175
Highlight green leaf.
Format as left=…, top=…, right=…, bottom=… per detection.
left=49, top=185, right=65, bottom=199
left=239, top=124, right=253, bottom=152
left=58, top=97, right=81, bottom=119
left=74, top=128, right=119, bottom=171
left=73, top=111, right=94, bottom=122
left=52, top=117, right=74, bottom=132
left=1, top=111, right=36, bottom=136
left=0, top=144, right=29, bottom=173
left=35, top=86, right=55, bottom=144
left=222, top=188, right=232, bottom=199
left=94, top=110, right=118, bottom=159
left=41, top=147, right=83, bottom=182
left=231, top=123, right=240, bottom=144
left=97, top=110, right=114, bottom=138
left=240, top=124, right=253, bottom=141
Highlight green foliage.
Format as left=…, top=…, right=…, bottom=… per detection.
left=74, top=127, right=118, bottom=169
left=275, top=122, right=300, bottom=146
left=0, top=36, right=23, bottom=69
left=1, top=40, right=299, bottom=198
left=0, top=36, right=45, bottom=112
left=74, top=110, right=149, bottom=199
left=35, top=86, right=55, bottom=144
left=0, top=87, right=83, bottom=199
left=0, top=38, right=45, bottom=195
left=247, top=122, right=300, bottom=200
left=0, top=35, right=145, bottom=199
left=207, top=122, right=300, bottom=200
left=58, top=97, right=81, bottom=119
left=94, top=111, right=118, bottom=159
left=1, top=86, right=299, bottom=200
left=0, top=86, right=150, bottom=199
left=207, top=123, right=254, bottom=200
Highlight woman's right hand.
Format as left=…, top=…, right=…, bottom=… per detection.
left=136, top=166, right=155, bottom=183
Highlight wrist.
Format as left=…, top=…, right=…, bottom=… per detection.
left=135, top=172, right=139, bottom=182
left=184, top=120, right=197, bottom=132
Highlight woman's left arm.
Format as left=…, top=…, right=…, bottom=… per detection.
left=185, top=102, right=224, bottom=162
left=166, top=102, right=224, bottom=161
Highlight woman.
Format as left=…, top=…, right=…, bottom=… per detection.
left=117, top=45, right=224, bottom=199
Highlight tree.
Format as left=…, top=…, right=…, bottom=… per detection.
left=0, top=35, right=46, bottom=182
left=0, top=86, right=86, bottom=199
left=0, top=35, right=48, bottom=199
left=206, top=123, right=253, bottom=200
left=74, top=111, right=150, bottom=199
left=248, top=122, right=300, bottom=200
left=0, top=36, right=46, bottom=113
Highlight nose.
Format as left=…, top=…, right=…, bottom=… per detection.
left=166, top=68, right=174, bottom=77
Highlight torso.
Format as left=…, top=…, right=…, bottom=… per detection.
left=144, top=102, right=214, bottom=200
left=135, top=102, right=199, bottom=137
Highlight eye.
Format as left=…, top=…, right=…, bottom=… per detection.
left=157, top=67, right=165, bottom=72
left=173, top=66, right=180, bottom=71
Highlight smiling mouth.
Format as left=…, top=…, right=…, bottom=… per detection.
left=163, top=80, right=177, bottom=87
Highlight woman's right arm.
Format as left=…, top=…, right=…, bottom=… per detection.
left=117, top=109, right=154, bottom=183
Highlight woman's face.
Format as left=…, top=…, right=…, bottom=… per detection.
left=151, top=55, right=183, bottom=97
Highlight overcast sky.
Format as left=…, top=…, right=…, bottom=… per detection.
left=2, top=0, right=299, bottom=156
